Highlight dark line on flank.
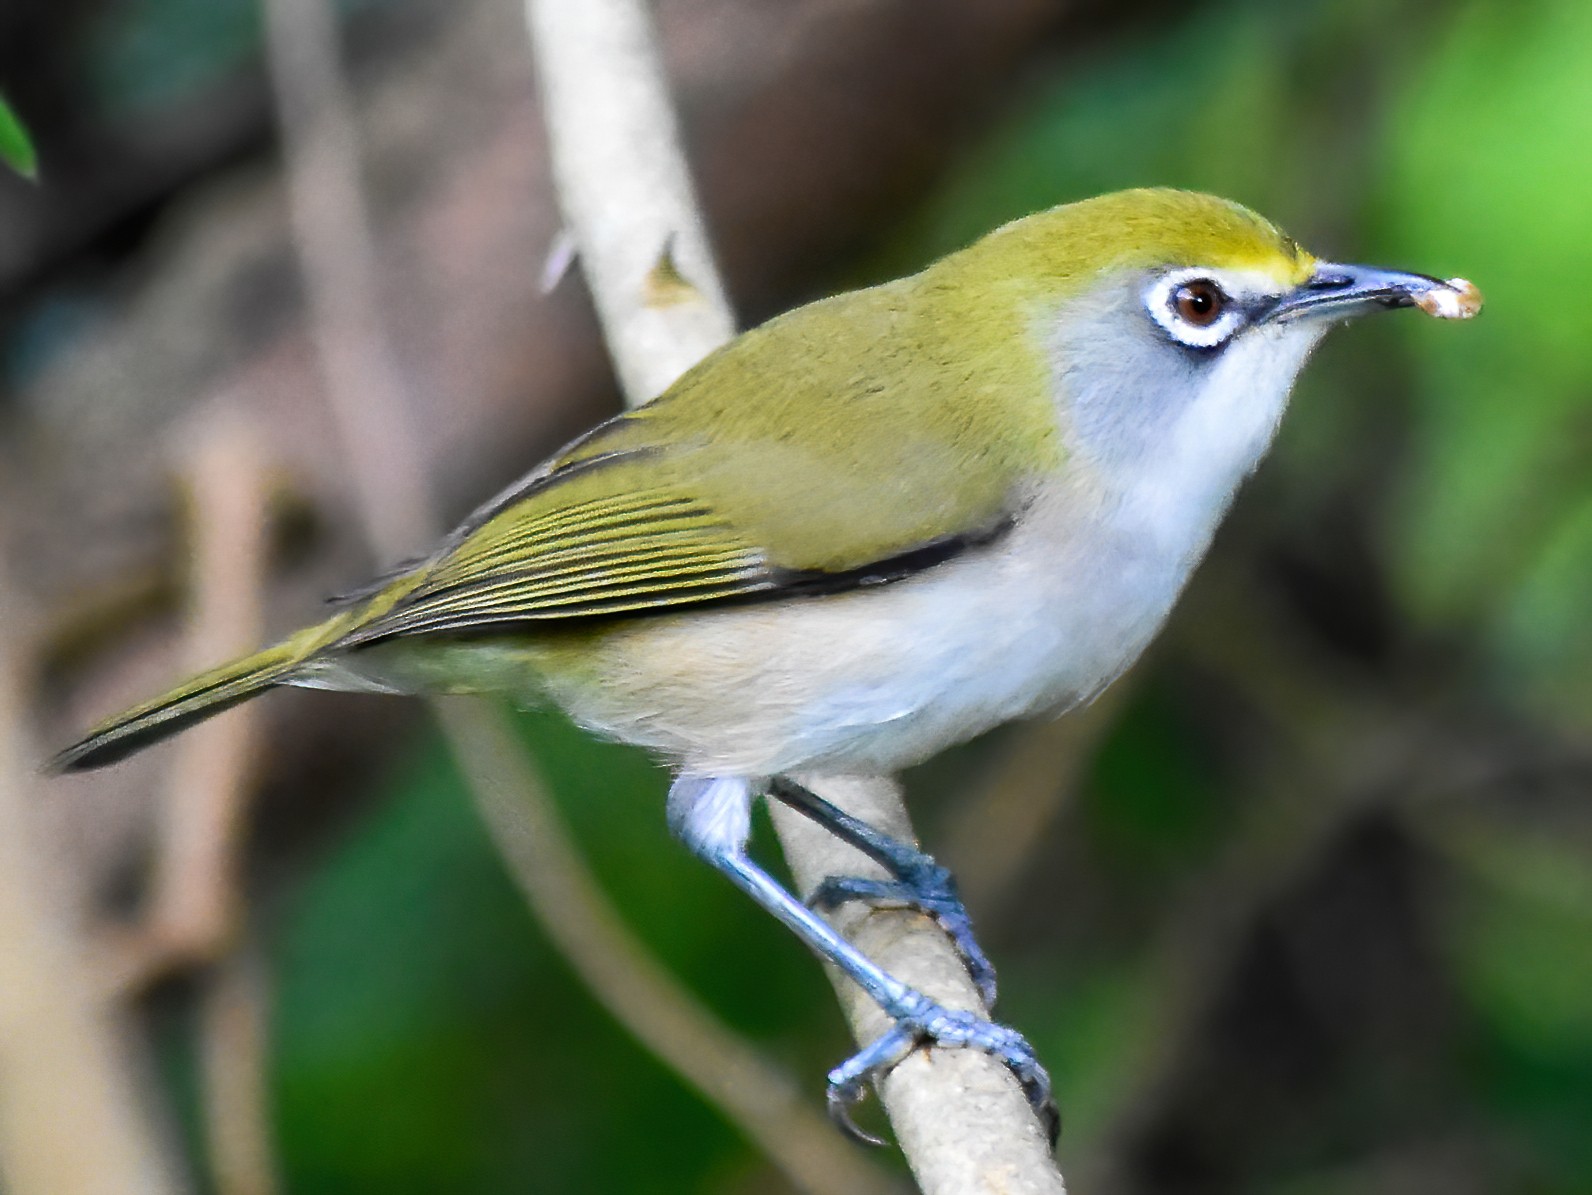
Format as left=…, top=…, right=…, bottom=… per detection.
left=763, top=514, right=1015, bottom=597
left=343, top=511, right=1017, bottom=645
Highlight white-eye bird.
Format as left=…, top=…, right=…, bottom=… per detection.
left=52, top=188, right=1480, bottom=1139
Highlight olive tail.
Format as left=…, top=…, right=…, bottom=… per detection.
left=47, top=623, right=340, bottom=774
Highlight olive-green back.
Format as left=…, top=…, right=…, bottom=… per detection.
left=339, top=188, right=1303, bottom=643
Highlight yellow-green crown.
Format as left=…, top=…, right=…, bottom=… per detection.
left=954, top=187, right=1317, bottom=290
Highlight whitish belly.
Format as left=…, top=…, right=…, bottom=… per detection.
left=521, top=494, right=1204, bottom=777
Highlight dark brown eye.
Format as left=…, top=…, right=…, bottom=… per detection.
left=1172, top=279, right=1227, bottom=326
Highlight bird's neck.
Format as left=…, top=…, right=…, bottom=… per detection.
left=1050, top=318, right=1326, bottom=562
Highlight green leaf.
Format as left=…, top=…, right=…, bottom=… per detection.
left=0, top=94, right=37, bottom=180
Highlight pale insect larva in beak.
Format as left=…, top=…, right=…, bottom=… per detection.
left=1415, top=277, right=1484, bottom=320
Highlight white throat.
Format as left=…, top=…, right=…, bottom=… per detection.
left=1047, top=290, right=1327, bottom=560
left=1117, top=323, right=1326, bottom=553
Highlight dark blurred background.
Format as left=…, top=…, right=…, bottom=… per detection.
left=2, top=0, right=1590, bottom=1192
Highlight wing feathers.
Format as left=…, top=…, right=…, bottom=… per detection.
left=326, top=289, right=1045, bottom=647
left=336, top=461, right=1020, bottom=646
left=340, top=484, right=773, bottom=644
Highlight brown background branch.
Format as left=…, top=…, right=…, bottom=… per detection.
left=0, top=600, right=184, bottom=1193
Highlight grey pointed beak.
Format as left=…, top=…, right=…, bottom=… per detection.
left=1266, top=263, right=1483, bottom=324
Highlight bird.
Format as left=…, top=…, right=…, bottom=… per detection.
left=50, top=187, right=1480, bottom=1140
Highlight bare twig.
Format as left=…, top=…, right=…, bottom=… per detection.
left=199, top=945, right=282, bottom=1195
left=526, top=2, right=1065, bottom=1189
left=262, top=0, right=436, bottom=554
left=100, top=409, right=271, bottom=995
left=527, top=0, right=732, bottom=403
left=96, top=408, right=282, bottom=1194
left=0, top=597, right=185, bottom=1195
left=262, top=1, right=892, bottom=1191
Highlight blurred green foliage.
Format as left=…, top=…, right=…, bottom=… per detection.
left=1381, top=1, right=1592, bottom=725
left=0, top=94, right=36, bottom=179
left=92, top=0, right=1582, bottom=1189
left=86, top=0, right=262, bottom=115
left=83, top=0, right=392, bottom=116
left=265, top=707, right=832, bottom=1193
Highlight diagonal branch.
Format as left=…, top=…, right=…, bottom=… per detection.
left=525, top=2, right=1065, bottom=1190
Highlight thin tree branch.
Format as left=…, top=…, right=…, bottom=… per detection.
left=526, top=0, right=733, bottom=404
left=101, top=408, right=283, bottom=1194
left=525, top=2, right=1065, bottom=1190
left=199, top=943, right=281, bottom=1195
left=0, top=597, right=185, bottom=1195
left=100, top=409, right=271, bottom=996
left=261, top=0, right=436, bottom=556
left=261, top=1, right=892, bottom=1191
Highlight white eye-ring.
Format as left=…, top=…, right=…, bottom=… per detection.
left=1145, top=268, right=1244, bottom=349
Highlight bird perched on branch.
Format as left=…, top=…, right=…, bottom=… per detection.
left=52, top=188, right=1480, bottom=1142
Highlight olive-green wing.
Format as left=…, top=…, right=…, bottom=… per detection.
left=338, top=273, right=1061, bottom=645
left=340, top=454, right=767, bottom=640
left=338, top=441, right=1008, bottom=644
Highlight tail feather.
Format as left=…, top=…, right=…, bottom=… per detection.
left=48, top=623, right=338, bottom=774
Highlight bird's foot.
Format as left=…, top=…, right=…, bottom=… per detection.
left=825, top=990, right=1057, bottom=1147
left=811, top=856, right=997, bottom=1009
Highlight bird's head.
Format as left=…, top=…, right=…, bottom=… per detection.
left=959, top=188, right=1480, bottom=506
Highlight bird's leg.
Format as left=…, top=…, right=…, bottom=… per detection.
left=668, top=775, right=1055, bottom=1145
left=766, top=775, right=997, bottom=1009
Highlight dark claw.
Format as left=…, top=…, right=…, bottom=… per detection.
left=826, top=1081, right=888, bottom=1148
left=825, top=1021, right=917, bottom=1147
left=823, top=994, right=1059, bottom=1150
left=1036, top=1087, right=1062, bottom=1149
